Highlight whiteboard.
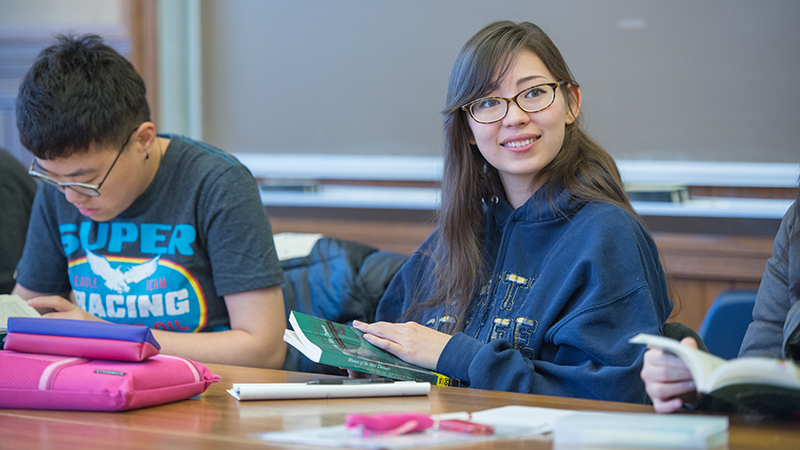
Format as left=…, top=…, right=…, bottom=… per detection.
left=200, top=0, right=800, bottom=163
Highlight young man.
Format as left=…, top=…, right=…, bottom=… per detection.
left=12, top=34, right=286, bottom=369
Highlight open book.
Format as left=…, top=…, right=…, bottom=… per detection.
left=0, top=294, right=41, bottom=334
left=630, top=333, right=800, bottom=416
left=284, top=311, right=463, bottom=386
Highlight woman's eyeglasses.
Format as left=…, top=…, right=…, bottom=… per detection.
left=461, top=81, right=567, bottom=124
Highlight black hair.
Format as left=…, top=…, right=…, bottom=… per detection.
left=15, top=34, right=150, bottom=159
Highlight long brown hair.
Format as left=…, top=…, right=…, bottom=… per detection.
left=406, top=21, right=637, bottom=331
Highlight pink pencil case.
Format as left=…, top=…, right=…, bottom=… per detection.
left=4, top=317, right=160, bottom=362
left=0, top=350, right=220, bottom=411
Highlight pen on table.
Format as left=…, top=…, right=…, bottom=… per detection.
left=306, top=378, right=396, bottom=385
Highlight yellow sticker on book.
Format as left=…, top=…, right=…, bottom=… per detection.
left=435, top=373, right=451, bottom=386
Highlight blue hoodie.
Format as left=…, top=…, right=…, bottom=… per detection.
left=376, top=188, right=673, bottom=403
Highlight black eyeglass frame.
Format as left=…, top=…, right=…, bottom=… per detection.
left=28, top=126, right=140, bottom=197
left=461, top=81, right=568, bottom=124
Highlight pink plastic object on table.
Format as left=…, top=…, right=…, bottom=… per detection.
left=345, top=413, right=434, bottom=436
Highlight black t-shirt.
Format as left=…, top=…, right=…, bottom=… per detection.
left=16, top=135, right=284, bottom=332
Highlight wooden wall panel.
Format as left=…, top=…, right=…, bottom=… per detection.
left=125, top=0, right=159, bottom=128
left=688, top=186, right=797, bottom=199
left=270, top=216, right=435, bottom=256
left=656, top=233, right=773, bottom=283
left=667, top=278, right=761, bottom=332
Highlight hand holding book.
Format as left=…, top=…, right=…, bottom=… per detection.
left=352, top=319, right=450, bottom=371
left=631, top=333, right=800, bottom=417
left=639, top=335, right=701, bottom=413
left=284, top=311, right=464, bottom=386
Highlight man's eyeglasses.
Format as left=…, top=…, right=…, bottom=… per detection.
left=461, top=81, right=567, bottom=124
left=28, top=126, right=139, bottom=197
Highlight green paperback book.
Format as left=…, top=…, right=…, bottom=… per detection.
left=284, top=310, right=463, bottom=387
left=630, top=333, right=800, bottom=417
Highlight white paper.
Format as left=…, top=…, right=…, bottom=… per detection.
left=552, top=411, right=729, bottom=449
left=228, top=381, right=431, bottom=401
left=251, top=405, right=561, bottom=449
left=250, top=404, right=730, bottom=449
left=253, top=423, right=536, bottom=449
left=273, top=232, right=324, bottom=260
left=470, top=405, right=581, bottom=434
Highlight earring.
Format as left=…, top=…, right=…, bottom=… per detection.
left=145, top=152, right=150, bottom=160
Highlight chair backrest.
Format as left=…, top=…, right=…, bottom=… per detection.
left=697, top=290, right=758, bottom=360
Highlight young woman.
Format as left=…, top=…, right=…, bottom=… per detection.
left=353, top=21, right=673, bottom=403
left=641, top=187, right=799, bottom=413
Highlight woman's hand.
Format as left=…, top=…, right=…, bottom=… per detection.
left=640, top=337, right=699, bottom=413
left=27, top=296, right=105, bottom=322
left=352, top=320, right=451, bottom=370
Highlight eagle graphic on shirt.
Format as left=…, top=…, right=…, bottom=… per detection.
left=85, top=249, right=160, bottom=294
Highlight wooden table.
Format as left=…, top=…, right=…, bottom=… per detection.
left=1, top=363, right=798, bottom=449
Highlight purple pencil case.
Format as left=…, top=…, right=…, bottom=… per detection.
left=0, top=350, right=220, bottom=411
left=4, top=317, right=160, bottom=362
